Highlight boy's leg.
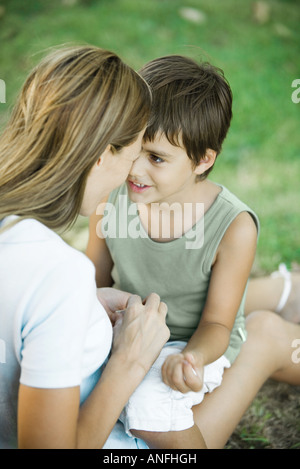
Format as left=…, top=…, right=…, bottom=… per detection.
left=131, top=424, right=206, bottom=449
left=192, top=310, right=300, bottom=449
left=245, top=271, right=300, bottom=323
left=120, top=341, right=210, bottom=449
left=245, top=276, right=285, bottom=314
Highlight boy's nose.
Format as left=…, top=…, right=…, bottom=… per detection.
left=129, top=153, right=147, bottom=178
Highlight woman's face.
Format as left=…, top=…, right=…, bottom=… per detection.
left=80, top=129, right=145, bottom=216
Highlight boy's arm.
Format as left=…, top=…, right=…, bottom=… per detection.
left=185, top=211, right=258, bottom=363
left=86, top=200, right=114, bottom=288
left=162, top=211, right=258, bottom=393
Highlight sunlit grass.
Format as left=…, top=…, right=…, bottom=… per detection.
left=0, top=0, right=299, bottom=272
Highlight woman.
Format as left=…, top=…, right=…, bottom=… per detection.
left=0, top=45, right=170, bottom=449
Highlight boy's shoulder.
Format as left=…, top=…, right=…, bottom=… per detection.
left=204, top=181, right=260, bottom=235
left=200, top=180, right=249, bottom=214
left=210, top=182, right=256, bottom=213
left=217, top=184, right=247, bottom=206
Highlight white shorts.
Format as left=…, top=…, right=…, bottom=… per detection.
left=120, top=341, right=230, bottom=435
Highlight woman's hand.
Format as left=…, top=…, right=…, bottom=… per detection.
left=18, top=292, right=169, bottom=449
left=112, top=293, right=170, bottom=379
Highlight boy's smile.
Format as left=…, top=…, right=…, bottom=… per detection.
left=127, top=179, right=152, bottom=193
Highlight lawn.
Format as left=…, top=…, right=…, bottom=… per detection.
left=0, top=0, right=299, bottom=272
left=0, top=0, right=299, bottom=448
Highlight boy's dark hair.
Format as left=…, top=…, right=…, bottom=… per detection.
left=139, top=55, right=232, bottom=180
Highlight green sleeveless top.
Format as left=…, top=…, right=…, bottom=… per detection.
left=104, top=183, right=259, bottom=364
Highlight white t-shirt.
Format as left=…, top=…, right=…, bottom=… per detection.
left=0, top=217, right=113, bottom=448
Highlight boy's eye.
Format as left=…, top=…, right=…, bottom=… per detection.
left=149, top=154, right=164, bottom=164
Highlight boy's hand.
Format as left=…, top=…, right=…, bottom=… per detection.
left=97, top=287, right=131, bottom=325
left=161, top=352, right=204, bottom=393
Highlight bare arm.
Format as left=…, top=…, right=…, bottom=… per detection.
left=186, top=212, right=258, bottom=360
left=18, top=357, right=145, bottom=449
left=18, top=294, right=169, bottom=449
left=162, top=212, right=258, bottom=393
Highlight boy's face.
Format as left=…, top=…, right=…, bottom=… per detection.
left=127, top=132, right=199, bottom=205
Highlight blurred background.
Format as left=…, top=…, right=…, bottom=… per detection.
left=0, top=0, right=299, bottom=273
left=0, top=0, right=299, bottom=448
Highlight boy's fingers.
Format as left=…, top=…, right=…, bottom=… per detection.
left=182, top=361, right=203, bottom=392
left=162, top=354, right=203, bottom=393
left=161, top=359, right=174, bottom=390
left=167, top=361, right=190, bottom=394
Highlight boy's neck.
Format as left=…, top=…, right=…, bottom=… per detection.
left=137, top=180, right=221, bottom=243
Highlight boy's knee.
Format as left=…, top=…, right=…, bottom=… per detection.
left=246, top=309, right=284, bottom=336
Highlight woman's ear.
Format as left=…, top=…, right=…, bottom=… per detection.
left=193, top=149, right=217, bottom=176
left=96, top=144, right=112, bottom=167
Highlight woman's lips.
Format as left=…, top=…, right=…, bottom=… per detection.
left=127, top=180, right=151, bottom=193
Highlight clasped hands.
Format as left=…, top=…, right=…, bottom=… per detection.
left=97, top=287, right=203, bottom=393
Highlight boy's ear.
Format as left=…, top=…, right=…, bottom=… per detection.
left=193, top=149, right=217, bottom=176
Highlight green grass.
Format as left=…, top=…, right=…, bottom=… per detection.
left=0, top=0, right=299, bottom=449
left=0, top=0, right=300, bottom=272
left=225, top=380, right=300, bottom=449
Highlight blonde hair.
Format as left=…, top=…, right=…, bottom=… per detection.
left=0, top=45, right=151, bottom=231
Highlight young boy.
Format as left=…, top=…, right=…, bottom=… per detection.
left=86, top=55, right=259, bottom=449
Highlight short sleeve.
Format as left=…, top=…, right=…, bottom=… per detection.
left=19, top=251, right=110, bottom=389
